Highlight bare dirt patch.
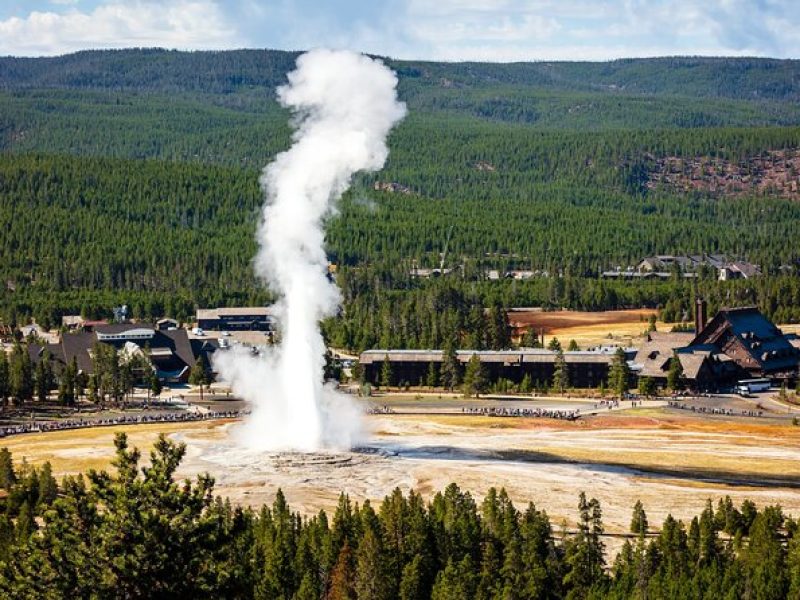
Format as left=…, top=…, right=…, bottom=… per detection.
left=508, top=309, right=663, bottom=347
left=509, top=308, right=658, bottom=331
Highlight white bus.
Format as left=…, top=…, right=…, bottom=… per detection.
left=735, top=378, right=771, bottom=395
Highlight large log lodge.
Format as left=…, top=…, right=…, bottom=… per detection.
left=359, top=348, right=631, bottom=388
left=361, top=303, right=800, bottom=391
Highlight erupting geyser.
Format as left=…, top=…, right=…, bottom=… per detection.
left=214, top=49, right=406, bottom=452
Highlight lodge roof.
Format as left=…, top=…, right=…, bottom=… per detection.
left=693, top=307, right=799, bottom=373
left=359, top=349, right=626, bottom=366
left=633, top=332, right=694, bottom=379
left=44, top=327, right=197, bottom=375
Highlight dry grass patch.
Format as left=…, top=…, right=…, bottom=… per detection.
left=0, top=421, right=223, bottom=478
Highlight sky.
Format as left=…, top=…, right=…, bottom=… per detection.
left=0, top=0, right=798, bottom=61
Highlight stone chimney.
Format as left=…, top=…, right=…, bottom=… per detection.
left=695, top=298, right=707, bottom=334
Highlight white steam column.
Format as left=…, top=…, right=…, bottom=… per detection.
left=214, top=49, right=406, bottom=451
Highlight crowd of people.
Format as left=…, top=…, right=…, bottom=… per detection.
left=667, top=401, right=764, bottom=418
left=461, top=406, right=581, bottom=421
left=593, top=399, right=621, bottom=410
left=0, top=409, right=246, bottom=438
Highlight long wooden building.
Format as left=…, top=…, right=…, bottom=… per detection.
left=359, top=348, right=633, bottom=388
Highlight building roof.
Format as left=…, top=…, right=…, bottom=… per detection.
left=160, top=329, right=196, bottom=368
left=196, top=307, right=275, bottom=320
left=95, top=325, right=156, bottom=342
left=633, top=332, right=694, bottom=379
left=55, top=332, right=94, bottom=372
left=156, top=318, right=179, bottom=326
left=94, top=323, right=153, bottom=334
left=45, top=326, right=198, bottom=376
left=359, top=348, right=623, bottom=366
left=692, top=306, right=799, bottom=374
left=81, top=320, right=109, bottom=327
left=676, top=352, right=710, bottom=380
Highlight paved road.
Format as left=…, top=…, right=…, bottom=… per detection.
left=665, top=391, right=800, bottom=421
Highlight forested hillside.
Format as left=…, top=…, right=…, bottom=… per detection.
left=1, top=49, right=799, bottom=345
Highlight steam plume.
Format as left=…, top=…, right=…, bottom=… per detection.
left=214, top=49, right=406, bottom=451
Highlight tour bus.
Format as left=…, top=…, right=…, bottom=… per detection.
left=735, top=378, right=771, bottom=396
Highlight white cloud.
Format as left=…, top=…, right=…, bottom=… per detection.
left=0, top=0, right=797, bottom=61
left=393, top=0, right=800, bottom=61
left=0, top=1, right=240, bottom=57
left=408, top=13, right=560, bottom=45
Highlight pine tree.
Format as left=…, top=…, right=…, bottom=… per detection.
left=476, top=541, right=501, bottom=599
left=547, top=337, right=562, bottom=352
left=630, top=500, right=648, bottom=535
left=380, top=355, right=393, bottom=389
left=34, top=351, right=53, bottom=403
left=638, top=376, right=656, bottom=398
left=666, top=353, right=684, bottom=392
left=92, top=342, right=121, bottom=404
left=70, top=357, right=84, bottom=401
left=786, top=524, right=800, bottom=598
left=552, top=350, right=569, bottom=393
left=120, top=361, right=134, bottom=403
left=351, top=361, right=365, bottom=384
left=328, top=542, right=356, bottom=600
left=87, top=373, right=99, bottom=403
left=37, top=462, right=57, bottom=506
left=430, top=555, right=478, bottom=600
left=440, top=342, right=461, bottom=391
left=500, top=533, right=524, bottom=599
left=58, top=357, right=76, bottom=405
left=488, top=302, right=511, bottom=350
left=355, top=528, right=390, bottom=600
left=563, top=493, right=607, bottom=596
left=0, top=351, right=9, bottom=406
left=14, top=500, right=36, bottom=541
left=520, top=503, right=556, bottom=598
left=295, top=573, right=318, bottom=600
left=466, top=305, right=488, bottom=350
left=399, top=554, right=425, bottom=600
left=0, top=514, right=12, bottom=563
left=10, top=343, right=34, bottom=403
left=189, top=358, right=209, bottom=401
left=425, top=362, right=438, bottom=389
left=462, top=354, right=488, bottom=398
left=608, top=347, right=630, bottom=398
left=522, top=327, right=541, bottom=348
left=150, top=371, right=162, bottom=400
left=567, top=339, right=580, bottom=351
left=0, top=448, right=16, bottom=490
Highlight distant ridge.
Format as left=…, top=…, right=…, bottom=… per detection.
left=1, top=49, right=798, bottom=102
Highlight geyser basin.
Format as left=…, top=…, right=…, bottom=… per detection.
left=213, top=49, right=405, bottom=452
left=170, top=414, right=800, bottom=537
left=9, top=412, right=800, bottom=544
